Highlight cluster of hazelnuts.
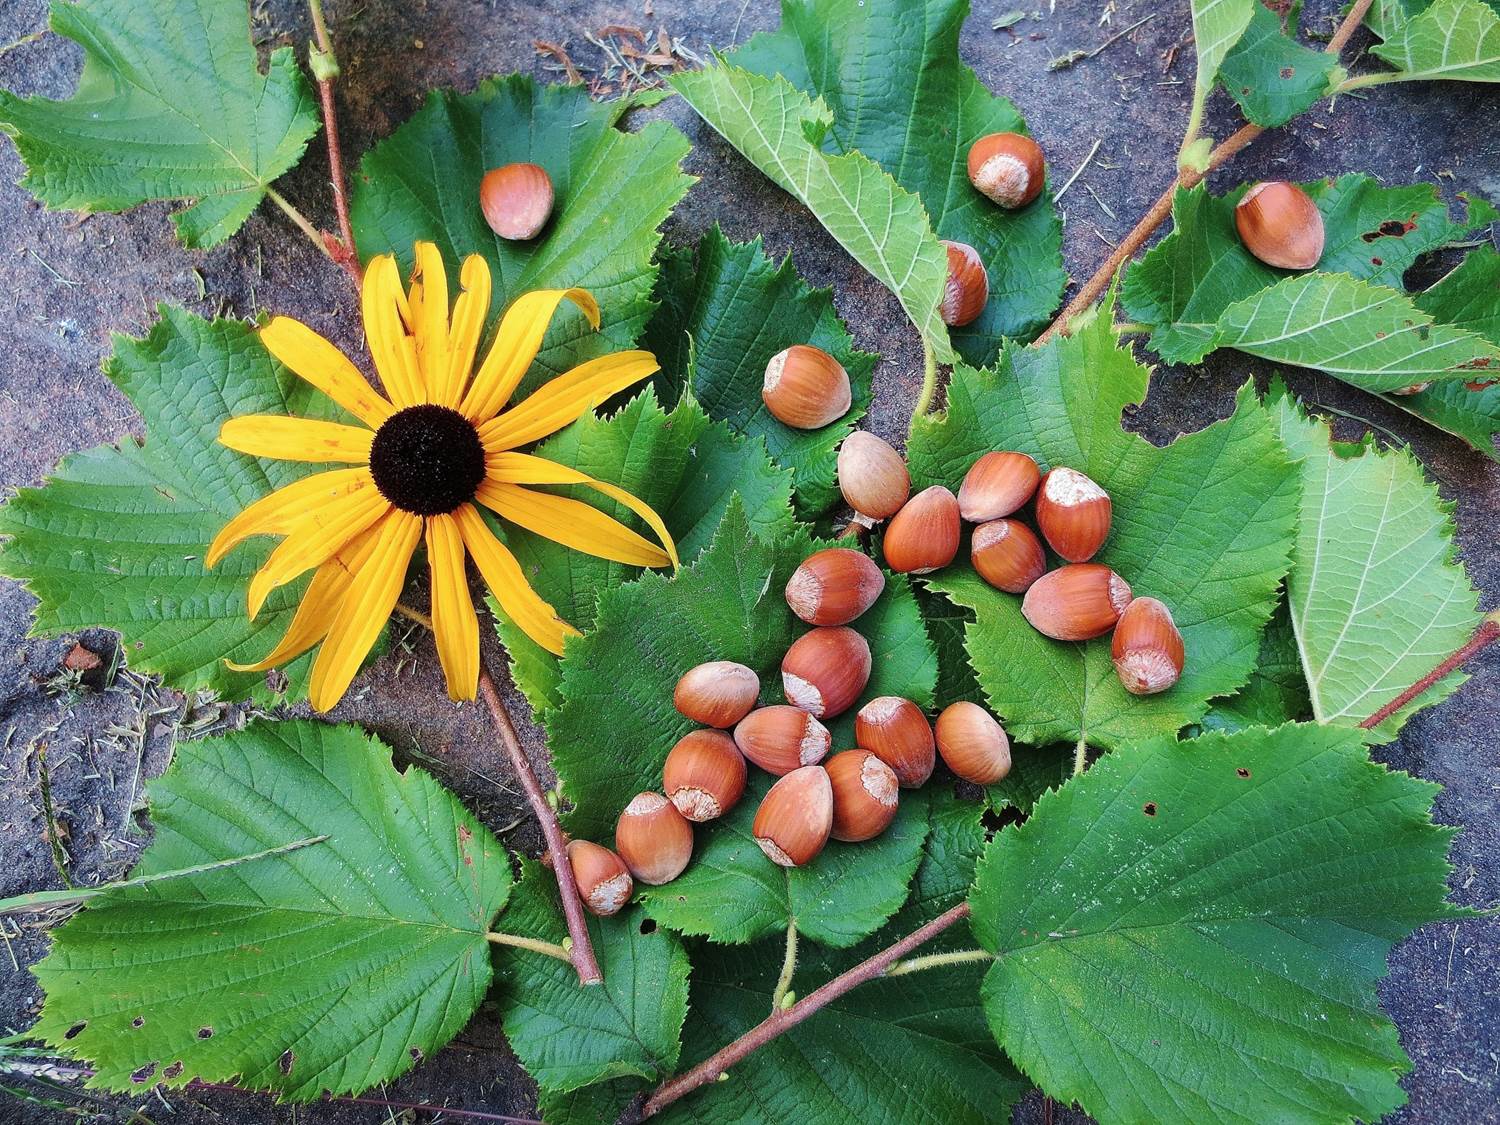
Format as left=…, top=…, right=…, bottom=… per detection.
left=563, top=547, right=1016, bottom=916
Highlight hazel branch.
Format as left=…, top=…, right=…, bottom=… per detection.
left=1033, top=0, right=1376, bottom=346
left=305, top=0, right=361, bottom=283
left=1358, top=612, right=1500, bottom=731
left=640, top=903, right=973, bottom=1117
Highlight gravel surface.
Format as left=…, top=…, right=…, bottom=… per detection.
left=0, top=1, right=1496, bottom=1122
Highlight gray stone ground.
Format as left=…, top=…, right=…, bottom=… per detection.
left=0, top=1, right=1496, bottom=1122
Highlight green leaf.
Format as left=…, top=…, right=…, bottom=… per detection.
left=350, top=75, right=693, bottom=399
left=1122, top=177, right=1492, bottom=364
left=986, top=744, right=1072, bottom=816
left=31, top=721, right=511, bottom=1099
left=1197, top=597, right=1312, bottom=733
left=637, top=777, right=930, bottom=948
left=549, top=501, right=937, bottom=840
left=726, top=0, right=1067, bottom=357
left=659, top=791, right=1028, bottom=1124
left=670, top=63, right=956, bottom=367
left=0, top=0, right=319, bottom=247
left=494, top=862, right=689, bottom=1095
left=1268, top=383, right=1481, bottom=740
left=493, top=389, right=796, bottom=713
left=1187, top=0, right=1256, bottom=142
left=538, top=1079, right=644, bottom=1125
left=0, top=307, right=363, bottom=704
left=1365, top=0, right=1500, bottom=83
left=972, top=722, right=1465, bottom=1125
left=1218, top=2, right=1341, bottom=126
left=642, top=227, right=878, bottom=516
left=910, top=308, right=1298, bottom=751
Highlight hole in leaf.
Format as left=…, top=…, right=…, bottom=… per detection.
left=1236, top=767, right=1251, bottom=779
left=409, top=1046, right=423, bottom=1062
left=278, top=1050, right=295, bottom=1076
left=163, top=1062, right=184, bottom=1080
left=639, top=918, right=658, bottom=935
left=1280, top=66, right=1294, bottom=78
left=130, top=1062, right=157, bottom=1085
left=64, top=1022, right=86, bottom=1040
left=1142, top=801, right=1158, bottom=817
left=197, top=1027, right=214, bottom=1039
left=1370, top=257, right=1383, bottom=267
left=131, top=1016, right=144, bottom=1028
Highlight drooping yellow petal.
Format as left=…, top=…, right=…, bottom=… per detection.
left=426, top=512, right=479, bottom=700
left=460, top=288, right=600, bottom=423
left=476, top=480, right=669, bottom=568
left=482, top=454, right=678, bottom=569
left=362, top=254, right=424, bottom=408
left=207, top=468, right=373, bottom=568
left=453, top=503, right=579, bottom=656
left=225, top=526, right=380, bottom=672
left=308, top=511, right=423, bottom=712
left=438, top=255, right=492, bottom=409
left=259, top=317, right=395, bottom=429
left=220, top=416, right=374, bottom=463
left=408, top=242, right=451, bottom=404
left=477, top=351, right=659, bottom=451
left=245, top=486, right=391, bottom=619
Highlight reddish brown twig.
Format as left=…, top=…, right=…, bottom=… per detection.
left=1034, top=0, right=1375, bottom=345
left=307, top=0, right=361, bottom=283
left=1359, top=612, right=1500, bottom=731
left=641, top=903, right=973, bottom=1117
left=477, top=666, right=604, bottom=986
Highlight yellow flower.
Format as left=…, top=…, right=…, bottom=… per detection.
left=207, top=243, right=677, bottom=711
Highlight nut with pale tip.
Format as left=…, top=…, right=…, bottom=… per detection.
left=782, top=626, right=872, bottom=719
left=566, top=839, right=633, bottom=917
left=614, top=793, right=694, bottom=886
left=958, top=451, right=1041, bottom=522
left=1021, top=563, right=1133, bottom=641
left=733, top=705, right=832, bottom=775
left=966, top=132, right=1046, bottom=209
left=882, top=485, right=960, bottom=574
left=1111, top=596, right=1185, bottom=695
left=854, top=696, right=936, bottom=788
left=663, top=729, right=747, bottom=822
left=673, top=660, right=760, bottom=728
left=786, top=548, right=886, bottom=626
left=480, top=163, right=554, bottom=241
left=934, top=702, right=1012, bottom=784
left=825, top=749, right=899, bottom=842
left=838, top=431, right=910, bottom=522
left=753, top=765, right=834, bottom=867
left=762, top=345, right=851, bottom=429
left=1034, top=467, right=1112, bottom=562
left=971, top=518, right=1046, bottom=594
left=940, top=240, right=989, bottom=327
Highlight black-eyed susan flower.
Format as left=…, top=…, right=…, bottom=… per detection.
left=207, top=243, right=677, bottom=711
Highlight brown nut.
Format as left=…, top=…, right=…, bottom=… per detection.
left=1034, top=467, right=1112, bottom=562
left=1111, top=596, right=1186, bottom=695
left=1234, top=181, right=1324, bottom=270
left=663, top=729, right=748, bottom=822
left=781, top=626, right=872, bottom=719
left=966, top=132, right=1046, bottom=209
left=763, top=345, right=852, bottom=429
left=615, top=793, right=694, bottom=885
left=673, top=661, right=760, bottom=728
left=838, top=431, right=911, bottom=521
left=786, top=548, right=886, bottom=626
left=1021, top=563, right=1133, bottom=641
left=825, top=749, right=899, bottom=842
left=882, top=485, right=961, bottom=575
left=480, top=163, right=554, bottom=241
left=854, top=696, right=936, bottom=788
left=934, top=702, right=1012, bottom=784
left=733, top=705, right=832, bottom=775
left=958, top=451, right=1041, bottom=522
left=940, top=240, right=989, bottom=328
left=971, top=518, right=1046, bottom=594
left=566, top=839, right=633, bottom=917
left=753, top=765, right=833, bottom=867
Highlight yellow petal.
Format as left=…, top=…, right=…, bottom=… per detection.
left=225, top=526, right=380, bottom=672
left=409, top=242, right=451, bottom=404
left=207, top=468, right=372, bottom=569
left=482, top=454, right=678, bottom=569
left=246, top=487, right=391, bottom=619
left=220, top=416, right=374, bottom=463
left=477, top=480, right=669, bottom=567
left=426, top=512, right=479, bottom=700
left=460, top=288, right=600, bottom=423
left=477, top=351, right=659, bottom=451
left=438, top=255, right=492, bottom=409
left=362, top=254, right=424, bottom=408
left=308, top=511, right=423, bottom=712
left=453, top=503, right=579, bottom=656
left=259, top=317, right=395, bottom=429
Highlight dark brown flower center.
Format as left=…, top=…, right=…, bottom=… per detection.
left=369, top=404, right=486, bottom=516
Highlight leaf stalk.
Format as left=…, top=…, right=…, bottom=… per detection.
left=770, top=918, right=798, bottom=1011
left=884, top=948, right=993, bottom=976
left=486, top=931, right=574, bottom=963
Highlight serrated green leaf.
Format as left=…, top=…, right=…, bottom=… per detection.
left=0, top=0, right=319, bottom=247
left=32, top=721, right=510, bottom=1099
left=492, top=389, right=795, bottom=713
left=1122, top=177, right=1491, bottom=364
left=637, top=777, right=929, bottom=948
left=1198, top=597, right=1312, bottom=733
left=494, top=862, right=689, bottom=1095
left=986, top=744, right=1072, bottom=815
left=1365, top=0, right=1500, bottom=83
left=726, top=0, right=1066, bottom=357
left=641, top=227, right=877, bottom=516
left=973, top=722, right=1464, bottom=1125
left=538, top=1079, right=643, bottom=1125
left=1267, top=383, right=1481, bottom=740
left=1218, top=3, right=1340, bottom=126
left=671, top=63, right=956, bottom=367
left=659, top=790, right=1028, bottom=1124
left=0, top=307, right=364, bottom=704
left=350, top=76, right=692, bottom=399
left=910, top=309, right=1298, bottom=751
left=1187, top=0, right=1256, bottom=144
left=549, top=501, right=936, bottom=841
